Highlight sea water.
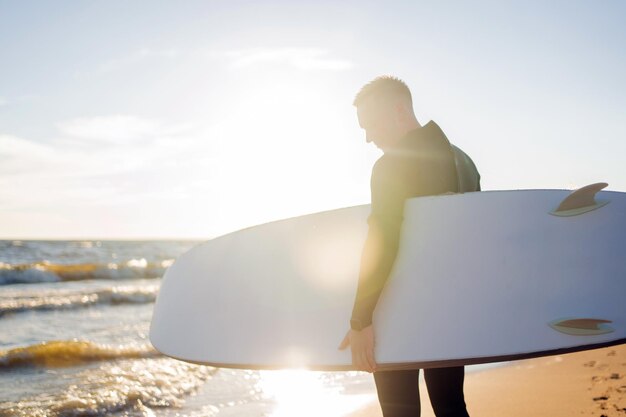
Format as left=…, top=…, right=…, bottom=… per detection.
left=0, top=240, right=376, bottom=417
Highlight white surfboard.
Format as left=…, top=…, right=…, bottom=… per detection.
left=150, top=184, right=626, bottom=370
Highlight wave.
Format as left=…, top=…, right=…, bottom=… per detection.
left=0, top=340, right=160, bottom=369
left=0, top=259, right=173, bottom=285
left=0, top=355, right=215, bottom=417
left=0, top=284, right=159, bottom=316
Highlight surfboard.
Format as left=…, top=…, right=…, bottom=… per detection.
left=150, top=184, right=626, bottom=370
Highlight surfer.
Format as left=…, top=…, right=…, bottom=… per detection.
left=339, top=76, right=480, bottom=417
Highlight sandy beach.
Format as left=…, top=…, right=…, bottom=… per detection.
left=349, top=344, right=626, bottom=417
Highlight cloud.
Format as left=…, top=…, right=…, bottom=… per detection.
left=56, top=115, right=189, bottom=143
left=0, top=114, right=218, bottom=211
left=94, top=46, right=352, bottom=78
left=0, top=133, right=111, bottom=183
left=0, top=134, right=56, bottom=174
left=98, top=48, right=181, bottom=73
left=137, top=47, right=180, bottom=59
left=227, top=47, right=353, bottom=71
left=0, top=134, right=72, bottom=209
left=0, top=97, right=7, bottom=106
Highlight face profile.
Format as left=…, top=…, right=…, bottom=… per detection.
left=353, top=77, right=419, bottom=151
left=356, top=96, right=403, bottom=151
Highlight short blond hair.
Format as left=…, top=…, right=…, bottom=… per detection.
left=353, top=75, right=413, bottom=107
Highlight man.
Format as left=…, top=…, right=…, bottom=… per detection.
left=339, top=76, right=480, bottom=417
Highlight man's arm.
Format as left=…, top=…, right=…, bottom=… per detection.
left=351, top=158, right=406, bottom=328
left=339, top=159, right=406, bottom=372
left=350, top=213, right=403, bottom=329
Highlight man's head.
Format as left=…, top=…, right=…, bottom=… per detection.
left=353, top=76, right=420, bottom=151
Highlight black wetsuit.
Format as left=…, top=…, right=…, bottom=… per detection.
left=351, top=121, right=480, bottom=417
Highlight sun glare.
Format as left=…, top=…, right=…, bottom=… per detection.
left=258, top=369, right=375, bottom=417
left=294, top=227, right=364, bottom=292
left=203, top=72, right=367, bottom=235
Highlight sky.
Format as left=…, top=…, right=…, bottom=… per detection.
left=1, top=1, right=625, bottom=239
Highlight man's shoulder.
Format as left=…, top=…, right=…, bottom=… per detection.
left=372, top=153, right=393, bottom=171
left=450, top=145, right=481, bottom=192
left=450, top=145, right=473, bottom=163
left=371, top=151, right=413, bottom=177
left=371, top=154, right=395, bottom=183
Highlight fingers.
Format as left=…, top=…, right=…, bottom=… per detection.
left=355, top=341, right=376, bottom=373
left=354, top=349, right=376, bottom=373
left=351, top=332, right=377, bottom=373
left=337, top=332, right=350, bottom=350
left=357, top=351, right=372, bottom=373
left=340, top=328, right=377, bottom=372
left=365, top=343, right=377, bottom=372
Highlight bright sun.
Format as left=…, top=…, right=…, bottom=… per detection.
left=199, top=72, right=375, bottom=236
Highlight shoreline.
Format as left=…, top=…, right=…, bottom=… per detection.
left=348, top=344, right=626, bottom=417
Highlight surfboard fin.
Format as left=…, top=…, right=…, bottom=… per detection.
left=549, top=318, right=614, bottom=336
left=550, top=182, right=609, bottom=217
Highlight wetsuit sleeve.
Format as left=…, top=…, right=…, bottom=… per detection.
left=350, top=159, right=406, bottom=328
left=451, top=145, right=481, bottom=192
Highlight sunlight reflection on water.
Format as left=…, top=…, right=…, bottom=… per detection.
left=258, top=369, right=375, bottom=417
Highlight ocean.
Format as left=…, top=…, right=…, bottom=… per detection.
left=0, top=240, right=376, bottom=417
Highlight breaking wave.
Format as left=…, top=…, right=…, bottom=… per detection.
left=0, top=259, right=173, bottom=285
left=0, top=284, right=159, bottom=316
left=0, top=340, right=160, bottom=369
left=0, top=354, right=216, bottom=417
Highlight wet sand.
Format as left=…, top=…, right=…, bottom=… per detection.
left=349, top=344, right=626, bottom=417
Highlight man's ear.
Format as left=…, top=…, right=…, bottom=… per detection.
left=394, top=102, right=409, bottom=124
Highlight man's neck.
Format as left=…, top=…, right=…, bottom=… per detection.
left=399, top=119, right=421, bottom=138
left=409, top=117, right=421, bottom=130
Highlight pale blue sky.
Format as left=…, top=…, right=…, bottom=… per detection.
left=1, top=1, right=625, bottom=239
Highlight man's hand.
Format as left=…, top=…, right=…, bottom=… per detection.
left=337, top=325, right=377, bottom=373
